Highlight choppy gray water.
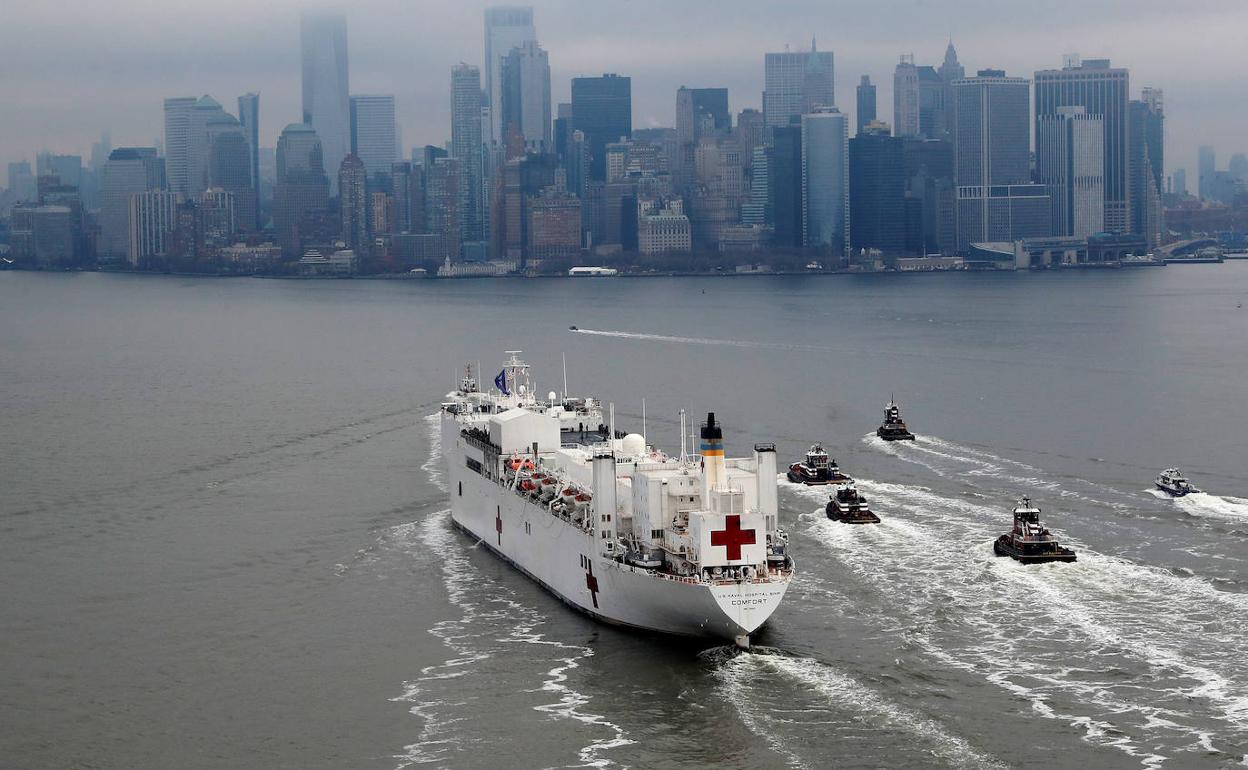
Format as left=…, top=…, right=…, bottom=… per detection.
left=3, top=268, right=1247, bottom=768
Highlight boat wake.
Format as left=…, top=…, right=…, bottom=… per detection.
left=391, top=511, right=631, bottom=768
left=1148, top=489, right=1248, bottom=524
left=570, top=327, right=835, bottom=354
left=864, top=433, right=1135, bottom=512
left=421, top=413, right=446, bottom=493
left=795, top=478, right=1248, bottom=764
left=714, top=651, right=1006, bottom=769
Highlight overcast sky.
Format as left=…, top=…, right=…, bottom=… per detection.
left=2, top=0, right=1244, bottom=179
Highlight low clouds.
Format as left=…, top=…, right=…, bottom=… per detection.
left=1, top=0, right=1243, bottom=175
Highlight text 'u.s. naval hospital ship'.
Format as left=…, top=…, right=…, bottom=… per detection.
left=440, top=352, right=793, bottom=648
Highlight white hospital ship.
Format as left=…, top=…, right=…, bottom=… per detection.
left=440, top=352, right=793, bottom=648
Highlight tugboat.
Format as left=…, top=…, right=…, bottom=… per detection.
left=826, top=484, right=880, bottom=524
left=1155, top=468, right=1200, bottom=497
left=787, top=445, right=853, bottom=485
left=876, top=399, right=915, bottom=441
left=993, top=497, right=1077, bottom=564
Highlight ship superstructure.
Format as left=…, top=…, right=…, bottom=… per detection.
left=440, top=353, right=793, bottom=648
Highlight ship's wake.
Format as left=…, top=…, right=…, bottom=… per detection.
left=795, top=478, right=1248, bottom=764
left=391, top=511, right=631, bottom=768
left=1148, top=489, right=1248, bottom=524
left=864, top=433, right=1136, bottom=512
left=569, top=327, right=836, bottom=354
left=714, top=650, right=1006, bottom=769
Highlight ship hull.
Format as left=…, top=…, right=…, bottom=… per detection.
left=443, top=419, right=790, bottom=643
left=876, top=427, right=915, bottom=441
left=993, top=535, right=1077, bottom=563
left=1155, top=483, right=1196, bottom=497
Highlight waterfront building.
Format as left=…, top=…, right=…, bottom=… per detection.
left=99, top=148, right=164, bottom=258
left=273, top=123, right=330, bottom=257
left=1129, top=94, right=1165, bottom=248
left=451, top=64, right=485, bottom=243
left=1034, top=57, right=1130, bottom=233
left=638, top=199, right=692, bottom=255
left=128, top=191, right=178, bottom=265
left=801, top=108, right=849, bottom=258
left=768, top=125, right=803, bottom=248
left=1198, top=146, right=1216, bottom=200
left=953, top=69, right=1051, bottom=252
left=849, top=121, right=906, bottom=255
left=1037, top=107, right=1105, bottom=239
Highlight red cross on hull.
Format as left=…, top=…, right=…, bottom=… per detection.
left=710, top=514, right=757, bottom=561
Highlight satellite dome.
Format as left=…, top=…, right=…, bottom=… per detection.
left=621, top=433, right=646, bottom=456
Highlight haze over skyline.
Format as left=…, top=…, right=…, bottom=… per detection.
left=1, top=0, right=1243, bottom=176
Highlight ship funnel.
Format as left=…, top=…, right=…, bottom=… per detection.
left=701, top=412, right=725, bottom=496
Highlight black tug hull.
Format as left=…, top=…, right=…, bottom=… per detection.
left=1155, top=483, right=1196, bottom=497
left=877, top=427, right=915, bottom=441
left=826, top=503, right=880, bottom=524
left=993, top=535, right=1077, bottom=563
left=788, top=467, right=850, bottom=486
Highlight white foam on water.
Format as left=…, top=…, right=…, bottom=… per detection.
left=391, top=509, right=631, bottom=768
left=716, top=653, right=1007, bottom=769
left=801, top=479, right=1248, bottom=763
left=421, top=413, right=446, bottom=493
left=1170, top=491, right=1248, bottom=523
left=865, top=434, right=1136, bottom=512
left=712, top=652, right=810, bottom=770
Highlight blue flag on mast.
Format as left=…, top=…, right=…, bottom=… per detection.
left=494, top=369, right=509, bottom=395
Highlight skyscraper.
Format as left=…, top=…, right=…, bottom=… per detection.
left=856, top=76, right=877, bottom=134
left=163, top=96, right=196, bottom=195
left=350, top=94, right=398, bottom=177
left=763, top=41, right=834, bottom=129
left=7, top=161, right=36, bottom=202
left=1129, top=93, right=1164, bottom=247
left=676, top=87, right=730, bottom=188
left=451, top=64, right=485, bottom=244
left=185, top=96, right=228, bottom=198
left=1173, top=168, right=1187, bottom=197
left=128, top=191, right=178, bottom=265
left=99, top=148, right=165, bottom=258
left=484, top=6, right=536, bottom=147
left=769, top=125, right=803, bottom=248
left=937, top=42, right=965, bottom=141
left=1034, top=58, right=1130, bottom=233
left=500, top=41, right=552, bottom=154
left=274, top=123, right=329, bottom=256
left=208, top=117, right=256, bottom=233
left=801, top=108, right=849, bottom=257
left=1198, top=146, right=1215, bottom=200
left=893, top=55, right=920, bottom=138
left=849, top=121, right=905, bottom=255
left=339, top=154, right=368, bottom=249
left=953, top=69, right=1051, bottom=252
left=301, top=11, right=350, bottom=195
left=426, top=156, right=462, bottom=259
left=237, top=93, right=260, bottom=229
left=571, top=74, right=632, bottom=182
left=1037, top=107, right=1105, bottom=239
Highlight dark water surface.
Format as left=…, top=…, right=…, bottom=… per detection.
left=3, top=268, right=1247, bottom=768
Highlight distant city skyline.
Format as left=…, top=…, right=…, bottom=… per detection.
left=1, top=0, right=1245, bottom=178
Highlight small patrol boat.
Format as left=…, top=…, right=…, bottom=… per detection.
left=787, top=445, right=853, bottom=486
left=993, top=496, right=1077, bottom=564
left=1155, top=468, right=1199, bottom=497
left=826, top=484, right=880, bottom=524
left=876, top=399, right=915, bottom=441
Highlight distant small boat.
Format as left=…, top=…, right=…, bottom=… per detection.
left=993, top=496, right=1077, bottom=564
left=569, top=325, right=578, bottom=331
left=1155, top=468, right=1199, bottom=497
